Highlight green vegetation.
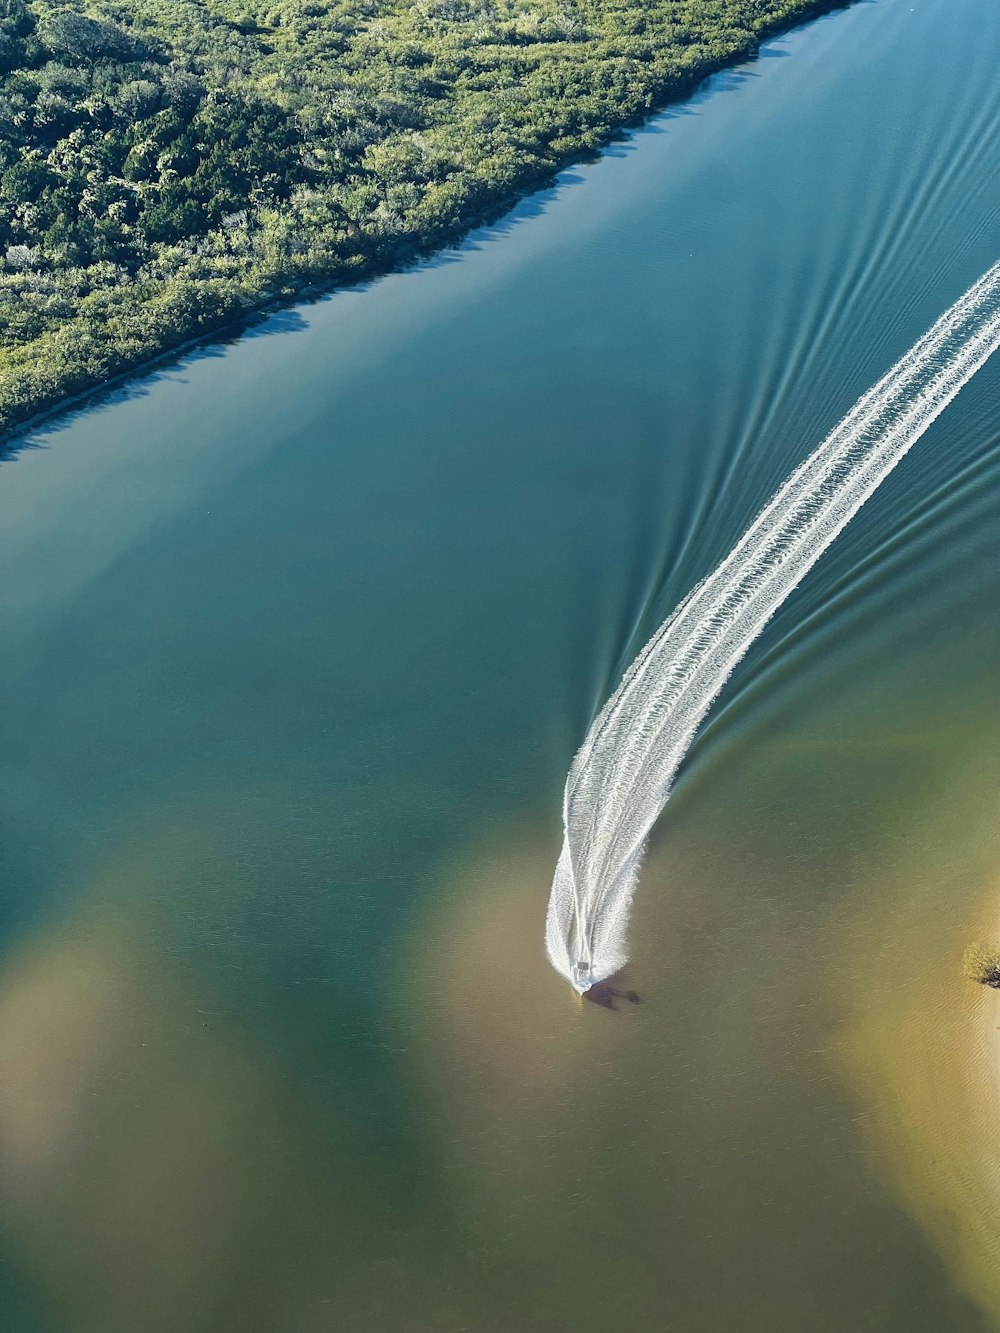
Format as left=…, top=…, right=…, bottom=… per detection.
left=1, top=0, right=847, bottom=437
left=964, top=943, right=1000, bottom=989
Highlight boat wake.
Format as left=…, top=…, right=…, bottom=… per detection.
left=547, top=260, right=1000, bottom=992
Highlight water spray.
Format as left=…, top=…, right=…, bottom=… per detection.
left=547, top=261, right=1000, bottom=991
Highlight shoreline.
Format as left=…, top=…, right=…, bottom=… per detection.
left=0, top=0, right=853, bottom=454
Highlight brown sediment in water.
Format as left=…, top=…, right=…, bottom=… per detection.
left=399, top=721, right=1000, bottom=1332
left=0, top=912, right=320, bottom=1333
left=0, top=834, right=474, bottom=1333
left=399, top=832, right=609, bottom=1113
left=831, top=776, right=1000, bottom=1324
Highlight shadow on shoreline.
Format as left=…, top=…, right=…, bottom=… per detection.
left=0, top=4, right=857, bottom=463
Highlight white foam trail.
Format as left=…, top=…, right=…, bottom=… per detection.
left=547, top=260, right=1000, bottom=992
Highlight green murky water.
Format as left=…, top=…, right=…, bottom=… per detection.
left=1, top=1, right=998, bottom=1328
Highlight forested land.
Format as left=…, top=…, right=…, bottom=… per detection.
left=1, top=0, right=847, bottom=435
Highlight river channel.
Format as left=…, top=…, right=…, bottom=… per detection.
left=0, top=1, right=998, bottom=1329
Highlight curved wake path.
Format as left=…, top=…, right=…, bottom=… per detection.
left=547, top=260, right=1000, bottom=992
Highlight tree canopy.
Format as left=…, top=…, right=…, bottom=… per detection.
left=0, top=0, right=848, bottom=436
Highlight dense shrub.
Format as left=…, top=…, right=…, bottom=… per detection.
left=0, top=0, right=852, bottom=437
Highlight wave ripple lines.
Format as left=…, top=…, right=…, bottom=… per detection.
left=547, top=261, right=1000, bottom=991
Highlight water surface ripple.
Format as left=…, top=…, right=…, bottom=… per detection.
left=0, top=1, right=997, bottom=1331
left=547, top=261, right=1000, bottom=990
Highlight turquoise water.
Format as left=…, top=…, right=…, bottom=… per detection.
left=0, top=0, right=999, bottom=1329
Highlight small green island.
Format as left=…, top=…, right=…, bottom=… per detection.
left=964, top=943, right=1000, bottom=989
left=0, top=0, right=847, bottom=438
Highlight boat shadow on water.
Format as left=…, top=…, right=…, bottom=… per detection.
left=583, top=981, right=641, bottom=1011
